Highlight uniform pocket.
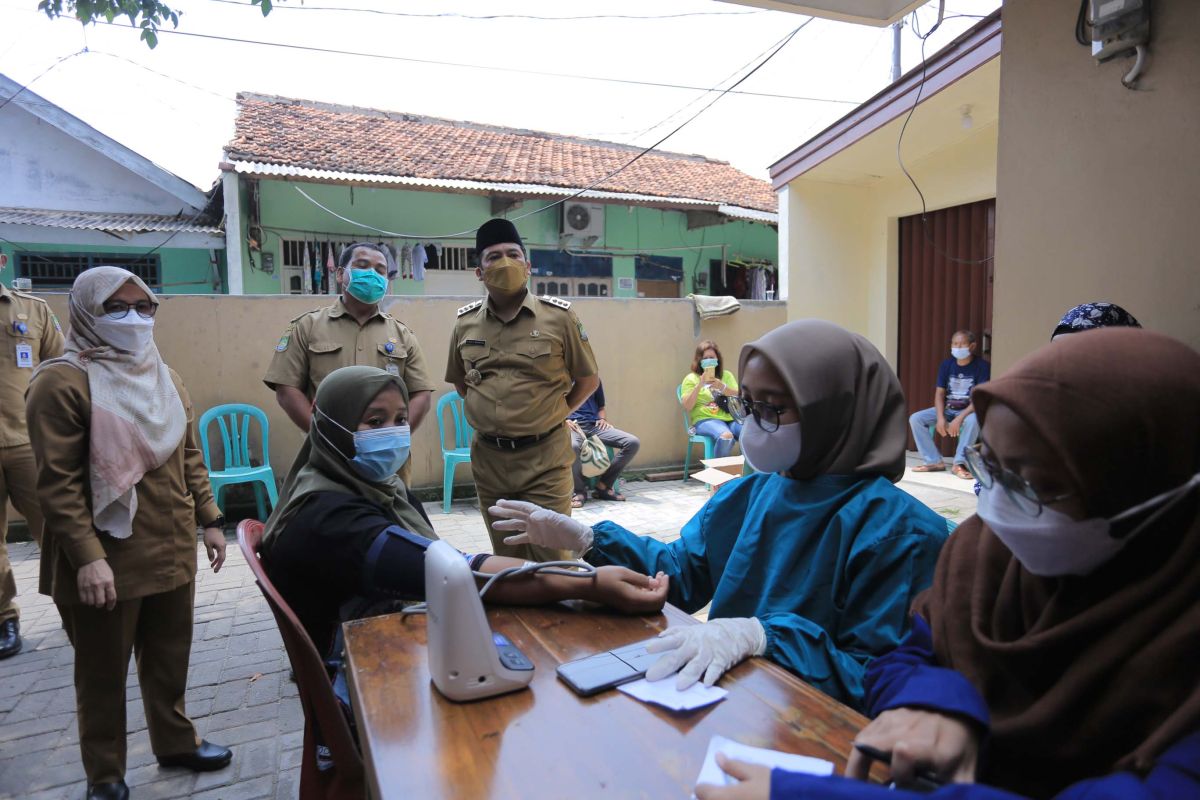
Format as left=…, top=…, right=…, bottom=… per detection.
left=457, top=341, right=490, bottom=364
left=376, top=343, right=408, bottom=375
left=519, top=340, right=554, bottom=360
left=306, top=341, right=345, bottom=386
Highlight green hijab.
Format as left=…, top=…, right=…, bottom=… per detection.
left=262, top=365, right=436, bottom=553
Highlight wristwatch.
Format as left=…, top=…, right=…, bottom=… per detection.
left=206, top=516, right=226, bottom=530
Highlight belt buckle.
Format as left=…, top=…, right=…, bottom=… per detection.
left=494, top=435, right=518, bottom=450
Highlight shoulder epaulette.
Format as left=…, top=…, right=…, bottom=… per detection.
left=539, top=295, right=571, bottom=310
left=289, top=308, right=320, bottom=324
left=11, top=290, right=48, bottom=305
left=457, top=299, right=483, bottom=317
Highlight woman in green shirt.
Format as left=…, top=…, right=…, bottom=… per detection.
left=680, top=339, right=742, bottom=458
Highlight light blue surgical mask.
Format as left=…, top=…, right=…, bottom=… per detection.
left=951, top=346, right=971, bottom=360
left=348, top=424, right=411, bottom=482
left=700, top=357, right=719, bottom=370
left=314, top=407, right=411, bottom=482
left=346, top=268, right=388, bottom=305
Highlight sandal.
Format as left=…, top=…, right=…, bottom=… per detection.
left=570, top=493, right=587, bottom=509
left=592, top=487, right=626, bottom=502
left=952, top=464, right=973, bottom=480
left=911, top=463, right=946, bottom=473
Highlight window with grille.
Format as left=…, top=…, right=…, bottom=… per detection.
left=16, top=253, right=160, bottom=289
left=428, top=245, right=473, bottom=270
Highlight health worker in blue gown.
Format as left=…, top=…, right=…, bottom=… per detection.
left=491, top=319, right=950, bottom=709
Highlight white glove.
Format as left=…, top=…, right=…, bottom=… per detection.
left=490, top=499, right=594, bottom=554
left=645, top=617, right=767, bottom=690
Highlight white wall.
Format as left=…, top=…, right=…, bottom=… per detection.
left=0, top=105, right=196, bottom=215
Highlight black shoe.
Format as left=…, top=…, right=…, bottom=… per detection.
left=0, top=619, right=20, bottom=659
left=156, top=739, right=233, bottom=771
left=86, top=781, right=129, bottom=800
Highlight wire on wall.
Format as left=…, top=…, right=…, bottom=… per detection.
left=894, top=1, right=994, bottom=266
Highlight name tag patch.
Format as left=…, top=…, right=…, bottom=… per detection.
left=15, top=343, right=33, bottom=368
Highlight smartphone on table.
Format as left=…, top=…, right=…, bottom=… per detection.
left=557, top=640, right=664, bottom=697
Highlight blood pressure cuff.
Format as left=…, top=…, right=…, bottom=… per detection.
left=361, top=525, right=488, bottom=600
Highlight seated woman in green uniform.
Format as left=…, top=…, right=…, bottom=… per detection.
left=261, top=365, right=668, bottom=658
left=492, top=320, right=950, bottom=710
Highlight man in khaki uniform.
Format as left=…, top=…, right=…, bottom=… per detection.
left=264, top=242, right=435, bottom=486
left=0, top=274, right=64, bottom=659
left=446, top=218, right=599, bottom=561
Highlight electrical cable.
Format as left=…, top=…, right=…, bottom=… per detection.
left=0, top=47, right=87, bottom=113
left=894, top=1, right=994, bottom=266
left=207, top=0, right=763, bottom=21
left=292, top=18, right=812, bottom=240
left=1075, top=0, right=1092, bottom=46
left=89, top=19, right=847, bottom=104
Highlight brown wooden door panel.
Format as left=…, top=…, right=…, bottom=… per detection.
left=898, top=199, right=995, bottom=454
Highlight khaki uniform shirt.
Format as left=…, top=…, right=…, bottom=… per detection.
left=0, top=283, right=64, bottom=447
left=445, top=293, right=598, bottom=438
left=26, top=365, right=222, bottom=604
left=263, top=298, right=435, bottom=397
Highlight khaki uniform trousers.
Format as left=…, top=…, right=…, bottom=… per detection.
left=0, top=444, right=44, bottom=624
left=58, top=581, right=200, bottom=783
left=471, top=426, right=576, bottom=562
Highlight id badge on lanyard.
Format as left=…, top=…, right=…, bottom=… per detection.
left=15, top=343, right=33, bottom=368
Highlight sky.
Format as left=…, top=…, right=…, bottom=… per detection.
left=0, top=0, right=1001, bottom=191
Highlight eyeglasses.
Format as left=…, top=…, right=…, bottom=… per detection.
left=727, top=395, right=788, bottom=433
left=963, top=443, right=1074, bottom=517
left=102, top=300, right=158, bottom=320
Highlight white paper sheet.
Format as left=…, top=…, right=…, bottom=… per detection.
left=693, top=734, right=834, bottom=796
left=617, top=677, right=728, bottom=711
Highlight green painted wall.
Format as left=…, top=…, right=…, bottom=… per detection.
left=0, top=241, right=221, bottom=294
left=245, top=178, right=776, bottom=297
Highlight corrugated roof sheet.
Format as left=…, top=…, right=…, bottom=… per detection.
left=227, top=94, right=778, bottom=215
left=0, top=207, right=222, bottom=235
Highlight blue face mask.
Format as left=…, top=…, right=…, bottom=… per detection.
left=345, top=268, right=388, bottom=305
left=314, top=406, right=411, bottom=482
left=700, top=357, right=719, bottom=370
left=348, top=424, right=411, bottom=482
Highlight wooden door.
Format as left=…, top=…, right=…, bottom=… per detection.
left=898, top=199, right=995, bottom=453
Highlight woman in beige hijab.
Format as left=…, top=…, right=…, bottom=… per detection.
left=27, top=267, right=230, bottom=800
left=493, top=320, right=950, bottom=709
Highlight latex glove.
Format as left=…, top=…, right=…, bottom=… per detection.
left=645, top=617, right=767, bottom=690
left=490, top=499, right=594, bottom=554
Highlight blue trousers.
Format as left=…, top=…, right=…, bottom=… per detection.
left=908, top=407, right=978, bottom=466
left=694, top=418, right=743, bottom=458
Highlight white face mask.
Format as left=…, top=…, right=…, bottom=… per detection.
left=977, top=473, right=1200, bottom=577
left=94, top=314, right=155, bottom=354
left=740, top=418, right=802, bottom=474
left=951, top=346, right=971, bottom=360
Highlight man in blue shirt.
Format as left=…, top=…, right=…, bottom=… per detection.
left=908, top=330, right=989, bottom=479
left=566, top=381, right=640, bottom=506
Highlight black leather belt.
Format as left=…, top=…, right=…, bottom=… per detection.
left=478, top=426, right=560, bottom=450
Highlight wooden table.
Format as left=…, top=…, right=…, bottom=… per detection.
left=343, top=603, right=868, bottom=799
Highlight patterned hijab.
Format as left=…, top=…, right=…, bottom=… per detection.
left=915, top=328, right=1200, bottom=797
left=262, top=366, right=435, bottom=553
left=738, top=319, right=908, bottom=482
left=1051, top=301, right=1141, bottom=339
left=31, top=266, right=184, bottom=539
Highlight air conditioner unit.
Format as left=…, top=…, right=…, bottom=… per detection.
left=561, top=202, right=604, bottom=242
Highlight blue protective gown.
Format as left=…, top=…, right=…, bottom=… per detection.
left=587, top=471, right=949, bottom=709
left=766, top=616, right=1200, bottom=799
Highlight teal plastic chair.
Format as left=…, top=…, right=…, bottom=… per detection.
left=678, top=386, right=715, bottom=482
left=198, top=404, right=279, bottom=521
left=436, top=392, right=474, bottom=513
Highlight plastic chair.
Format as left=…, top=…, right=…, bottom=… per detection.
left=238, top=521, right=365, bottom=800
left=436, top=392, right=474, bottom=513
left=678, top=386, right=716, bottom=482
left=199, top=404, right=279, bottom=520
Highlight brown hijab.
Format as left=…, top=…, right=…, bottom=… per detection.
left=915, top=328, right=1200, bottom=797
left=738, top=319, right=908, bottom=481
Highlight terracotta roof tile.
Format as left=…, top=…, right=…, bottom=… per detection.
left=227, top=93, right=776, bottom=213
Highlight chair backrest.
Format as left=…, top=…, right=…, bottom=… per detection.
left=199, top=404, right=272, bottom=471
left=435, top=391, right=474, bottom=453
left=237, top=521, right=364, bottom=799
left=676, top=385, right=696, bottom=436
